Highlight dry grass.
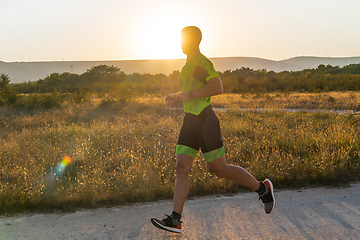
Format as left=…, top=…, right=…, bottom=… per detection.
left=0, top=92, right=359, bottom=214
left=213, top=92, right=360, bottom=110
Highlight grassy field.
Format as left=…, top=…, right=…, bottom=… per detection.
left=0, top=92, right=359, bottom=214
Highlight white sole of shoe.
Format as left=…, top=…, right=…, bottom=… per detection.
left=151, top=218, right=182, bottom=233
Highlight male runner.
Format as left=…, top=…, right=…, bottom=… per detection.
left=151, top=26, right=275, bottom=234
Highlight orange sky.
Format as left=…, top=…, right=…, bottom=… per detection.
left=1, top=0, right=360, bottom=62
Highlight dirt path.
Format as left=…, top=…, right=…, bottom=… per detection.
left=1, top=183, right=359, bottom=240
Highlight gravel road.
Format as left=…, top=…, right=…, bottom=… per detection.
left=1, top=183, right=359, bottom=240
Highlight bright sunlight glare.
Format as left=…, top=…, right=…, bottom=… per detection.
left=134, top=11, right=191, bottom=60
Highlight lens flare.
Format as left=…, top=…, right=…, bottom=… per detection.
left=53, top=156, right=72, bottom=177
left=44, top=156, right=72, bottom=197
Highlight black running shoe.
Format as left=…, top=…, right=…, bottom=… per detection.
left=258, top=179, right=275, bottom=214
left=151, top=214, right=182, bottom=233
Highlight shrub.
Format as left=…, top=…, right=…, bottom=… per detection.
left=24, top=93, right=42, bottom=109
left=42, top=91, right=64, bottom=108
left=0, top=93, right=6, bottom=106
left=72, top=88, right=89, bottom=104
left=16, top=91, right=64, bottom=109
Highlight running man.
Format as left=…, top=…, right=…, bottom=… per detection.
left=151, top=26, right=275, bottom=234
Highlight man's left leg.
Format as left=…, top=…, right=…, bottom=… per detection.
left=208, top=155, right=275, bottom=214
left=208, top=155, right=260, bottom=190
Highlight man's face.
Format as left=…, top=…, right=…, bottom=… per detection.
left=180, top=33, right=191, bottom=55
left=180, top=32, right=199, bottom=55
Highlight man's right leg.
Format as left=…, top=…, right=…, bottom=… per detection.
left=151, top=153, right=194, bottom=233
left=173, top=153, right=194, bottom=215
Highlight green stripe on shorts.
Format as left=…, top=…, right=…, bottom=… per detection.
left=176, top=145, right=198, bottom=158
left=203, top=146, right=225, bottom=162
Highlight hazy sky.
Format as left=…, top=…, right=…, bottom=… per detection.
left=1, top=0, right=360, bottom=62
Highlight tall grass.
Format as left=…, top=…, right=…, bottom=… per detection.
left=0, top=93, right=359, bottom=214
left=212, top=91, right=360, bottom=110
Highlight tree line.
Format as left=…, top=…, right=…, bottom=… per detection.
left=220, top=63, right=360, bottom=93
left=1, top=63, right=360, bottom=107
left=11, top=65, right=180, bottom=96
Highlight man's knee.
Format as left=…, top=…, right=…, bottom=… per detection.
left=176, top=162, right=190, bottom=174
left=210, top=164, right=229, bottom=178
left=175, top=154, right=193, bottom=174
left=208, top=155, right=229, bottom=178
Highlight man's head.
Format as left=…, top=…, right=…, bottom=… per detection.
left=181, top=26, right=202, bottom=55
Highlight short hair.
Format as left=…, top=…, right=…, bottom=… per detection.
left=181, top=26, right=202, bottom=44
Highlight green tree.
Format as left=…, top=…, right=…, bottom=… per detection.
left=43, top=73, right=62, bottom=92
left=81, top=65, right=125, bottom=85
left=0, top=74, right=18, bottom=105
left=0, top=73, right=10, bottom=89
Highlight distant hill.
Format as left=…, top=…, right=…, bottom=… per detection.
left=280, top=56, right=360, bottom=70
left=2, top=56, right=360, bottom=83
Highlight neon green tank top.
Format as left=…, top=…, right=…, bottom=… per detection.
left=178, top=54, right=219, bottom=115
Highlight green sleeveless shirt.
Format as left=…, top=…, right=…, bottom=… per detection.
left=178, top=54, right=219, bottom=115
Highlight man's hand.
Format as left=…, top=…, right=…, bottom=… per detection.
left=165, top=93, right=180, bottom=105
left=178, top=91, right=191, bottom=103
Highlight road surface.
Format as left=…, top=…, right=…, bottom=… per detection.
left=0, top=183, right=359, bottom=240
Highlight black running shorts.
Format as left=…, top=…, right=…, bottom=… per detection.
left=176, top=105, right=225, bottom=162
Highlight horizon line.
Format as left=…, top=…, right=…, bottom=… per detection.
left=1, top=55, right=360, bottom=63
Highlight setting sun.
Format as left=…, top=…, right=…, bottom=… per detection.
left=134, top=8, right=192, bottom=60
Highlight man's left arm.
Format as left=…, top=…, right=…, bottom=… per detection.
left=178, top=77, right=223, bottom=102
